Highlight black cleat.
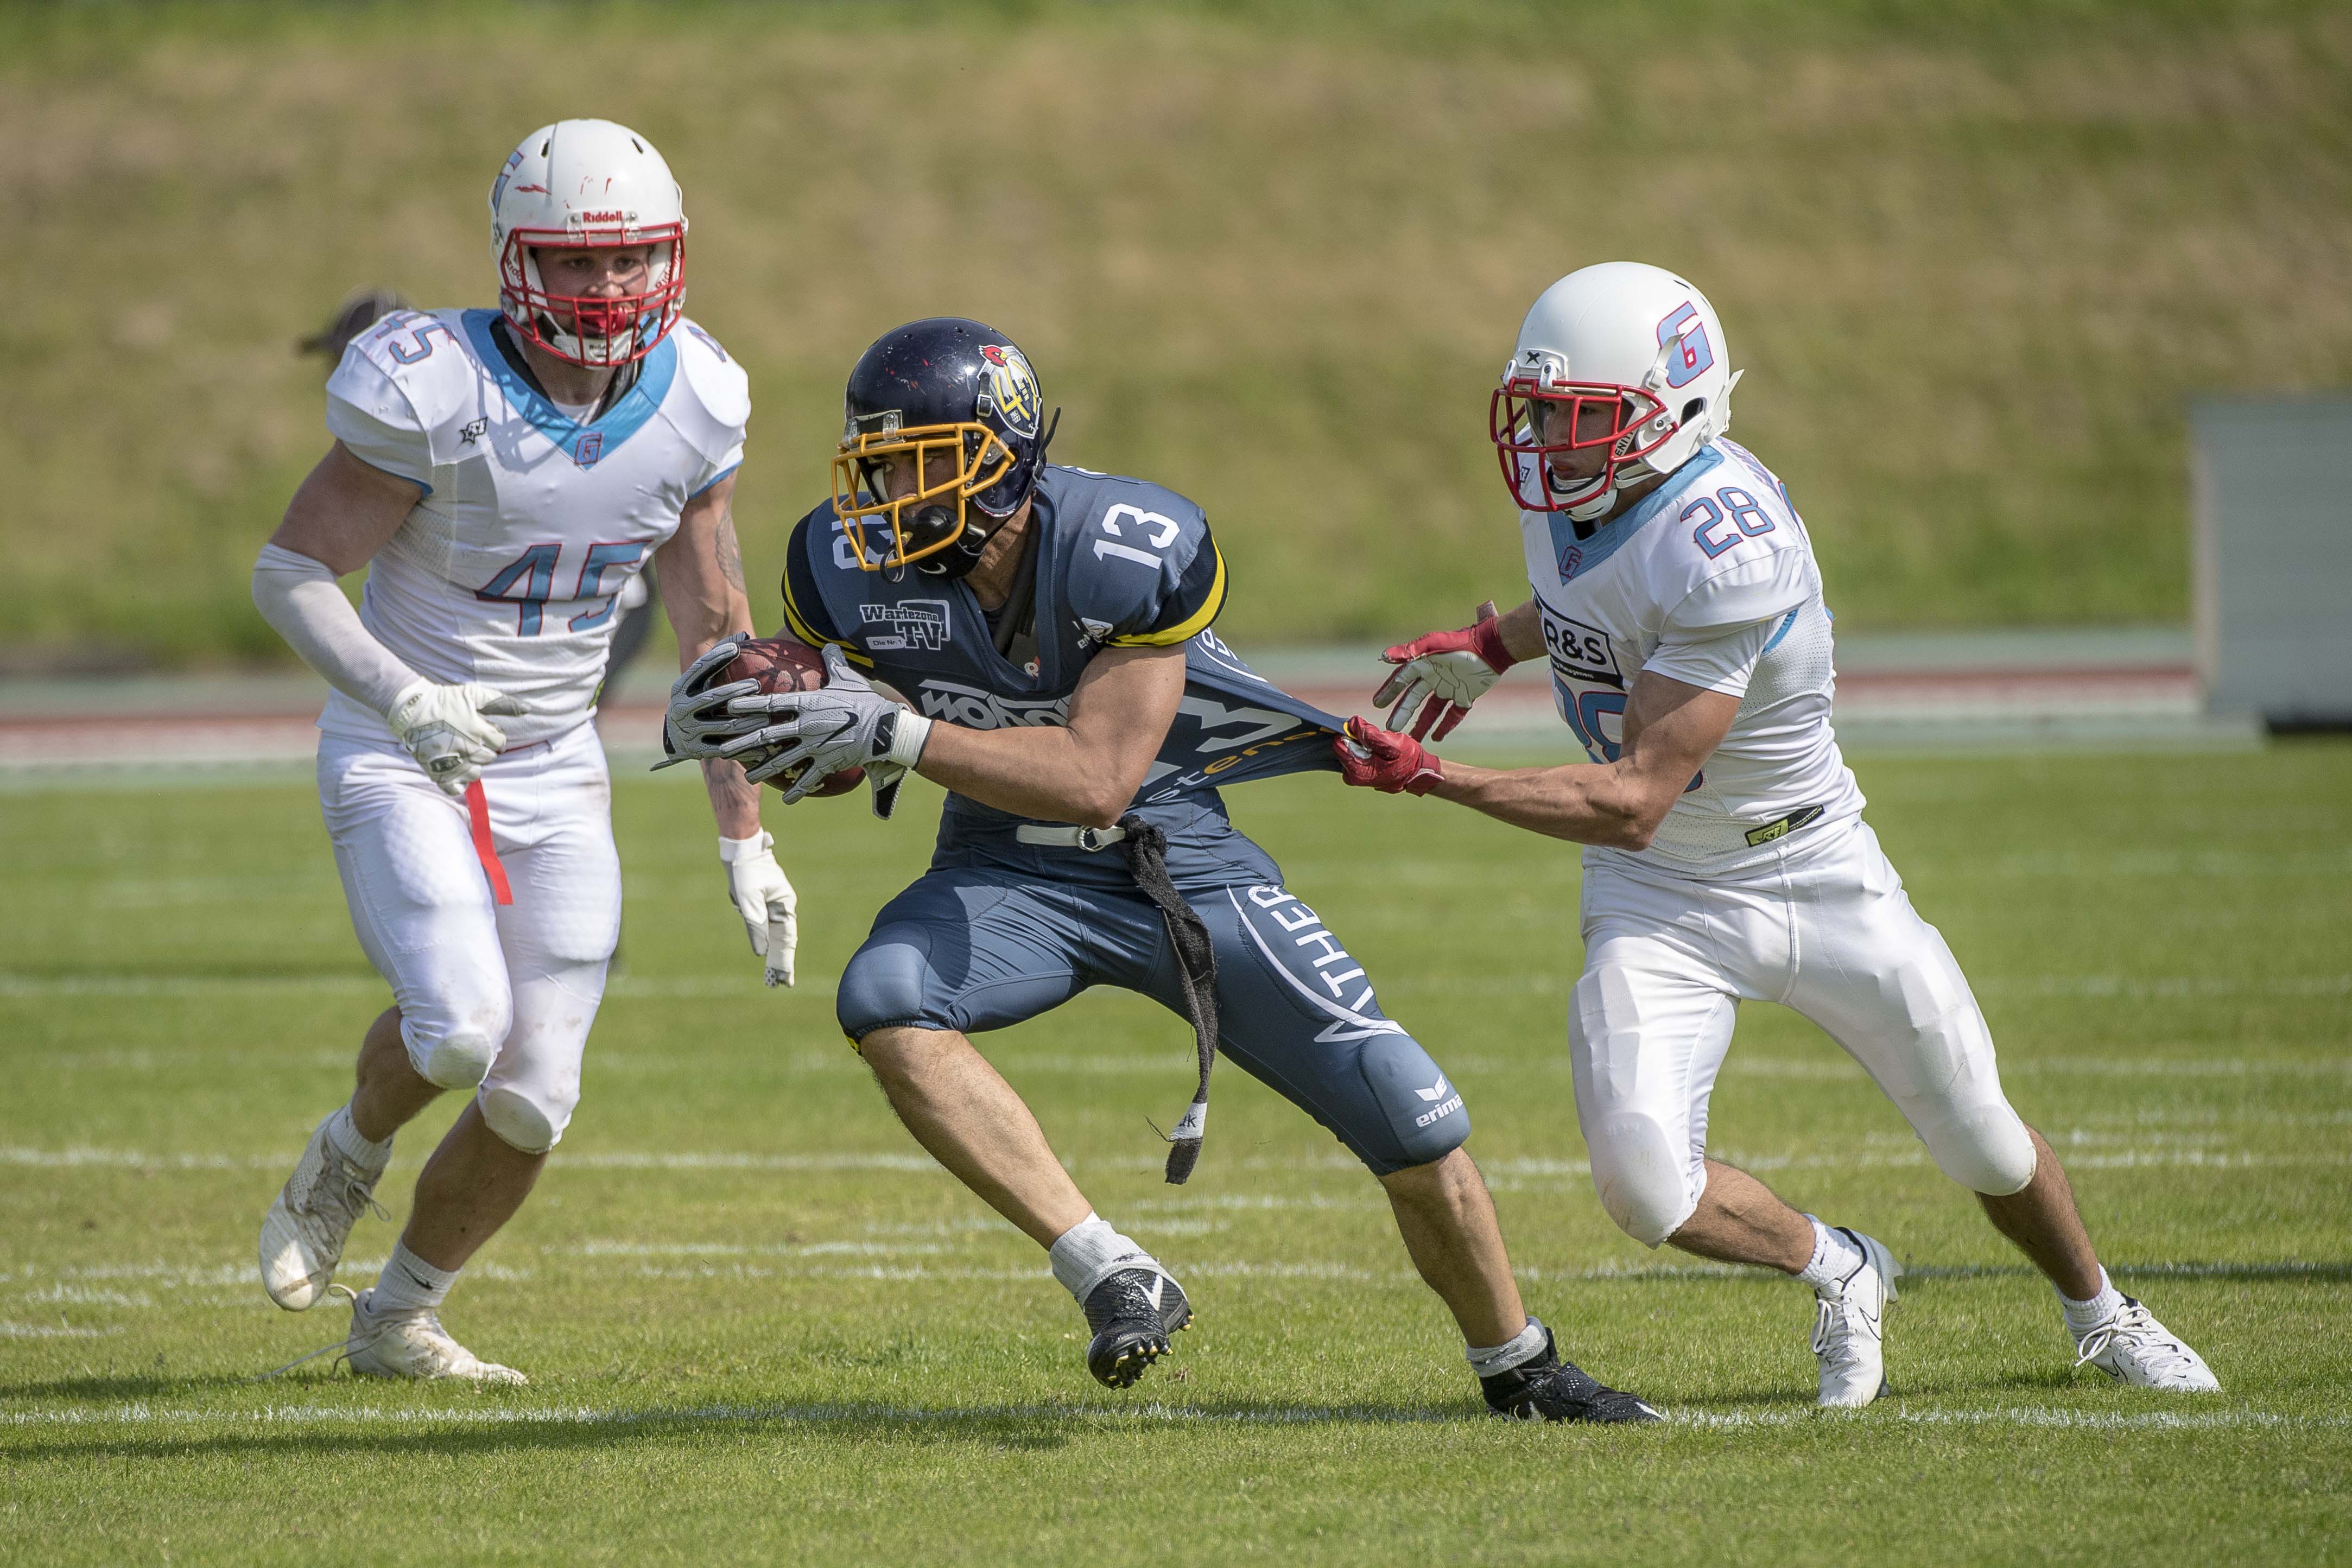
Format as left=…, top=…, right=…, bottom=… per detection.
left=1081, top=1267, right=1192, bottom=1388
left=1480, top=1327, right=1662, bottom=1424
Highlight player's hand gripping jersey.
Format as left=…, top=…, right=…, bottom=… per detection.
left=779, top=465, right=1342, bottom=841
left=1518, top=437, right=1862, bottom=875
left=322, top=308, right=748, bottom=747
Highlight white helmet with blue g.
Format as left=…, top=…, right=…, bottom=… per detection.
left=1491, top=262, right=1742, bottom=523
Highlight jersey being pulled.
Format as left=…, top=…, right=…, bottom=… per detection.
left=321, top=308, right=748, bottom=747
left=779, top=465, right=1341, bottom=837
left=1517, top=437, right=1863, bottom=878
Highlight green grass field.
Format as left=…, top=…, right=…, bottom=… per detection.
left=2, top=742, right=2348, bottom=1564
left=6, top=0, right=2352, bottom=668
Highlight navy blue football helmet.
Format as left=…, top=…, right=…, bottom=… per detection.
left=832, top=317, right=1058, bottom=577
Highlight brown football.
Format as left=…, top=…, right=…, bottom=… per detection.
left=721, top=635, right=865, bottom=797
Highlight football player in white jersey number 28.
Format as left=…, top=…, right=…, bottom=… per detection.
left=1339, top=263, right=2217, bottom=1405
left=248, top=120, right=788, bottom=1382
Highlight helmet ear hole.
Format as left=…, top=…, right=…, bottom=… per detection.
left=1681, top=397, right=1706, bottom=424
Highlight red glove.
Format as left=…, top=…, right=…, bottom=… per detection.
left=1334, top=717, right=1446, bottom=796
left=1373, top=601, right=1517, bottom=741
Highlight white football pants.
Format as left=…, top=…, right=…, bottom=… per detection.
left=318, top=721, right=620, bottom=1154
left=1568, top=819, right=2036, bottom=1247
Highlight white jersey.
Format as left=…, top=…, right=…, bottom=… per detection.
left=1517, top=437, right=1863, bottom=878
left=321, top=308, right=749, bottom=747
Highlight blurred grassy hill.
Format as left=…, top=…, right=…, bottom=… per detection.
left=4, top=1, right=2348, bottom=669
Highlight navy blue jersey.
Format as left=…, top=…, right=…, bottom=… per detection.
left=778, top=465, right=1340, bottom=837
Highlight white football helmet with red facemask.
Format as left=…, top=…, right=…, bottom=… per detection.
left=489, top=119, right=687, bottom=368
left=1491, top=262, right=1742, bottom=523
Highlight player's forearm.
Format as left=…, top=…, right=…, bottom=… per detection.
left=669, top=608, right=762, bottom=839
left=250, top=542, right=420, bottom=715
left=1494, top=598, right=1545, bottom=664
left=915, top=723, right=1142, bottom=829
left=1429, top=757, right=1657, bottom=849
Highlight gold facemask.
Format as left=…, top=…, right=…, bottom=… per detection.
left=829, top=423, right=1019, bottom=572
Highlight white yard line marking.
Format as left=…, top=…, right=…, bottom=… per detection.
left=1, top=1400, right=2338, bottom=1433
left=0, top=972, right=766, bottom=1001
left=0, top=1147, right=955, bottom=1174
left=7, top=970, right=2340, bottom=1004
left=0, top=1322, right=121, bottom=1339
left=1725, top=1055, right=2352, bottom=1081
left=9, top=1138, right=2349, bottom=1183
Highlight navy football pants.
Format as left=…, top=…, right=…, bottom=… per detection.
left=836, top=866, right=1469, bottom=1176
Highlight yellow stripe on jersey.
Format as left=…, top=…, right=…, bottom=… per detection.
left=779, top=569, right=873, bottom=668
left=1110, top=542, right=1227, bottom=648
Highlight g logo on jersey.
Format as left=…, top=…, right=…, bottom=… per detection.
left=975, top=344, right=1041, bottom=440
left=1657, top=303, right=1715, bottom=390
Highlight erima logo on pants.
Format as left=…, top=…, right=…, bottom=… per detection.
left=1413, top=1075, right=1463, bottom=1128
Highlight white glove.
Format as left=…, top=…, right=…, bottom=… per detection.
left=386, top=679, right=525, bottom=796
left=1372, top=601, right=1514, bottom=741
left=719, top=831, right=798, bottom=988
left=720, top=645, right=931, bottom=804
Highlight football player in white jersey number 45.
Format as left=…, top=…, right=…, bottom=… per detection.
left=1339, top=263, right=2217, bottom=1406
left=249, top=120, right=789, bottom=1382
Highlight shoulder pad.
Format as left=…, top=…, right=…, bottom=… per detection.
left=666, top=316, right=752, bottom=461
left=1667, top=544, right=1816, bottom=637
left=1054, top=469, right=1224, bottom=647
left=324, top=309, right=486, bottom=485
left=779, top=500, right=857, bottom=650
left=649, top=313, right=747, bottom=472
left=331, top=309, right=479, bottom=435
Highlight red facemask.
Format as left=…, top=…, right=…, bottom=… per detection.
left=1489, top=378, right=1671, bottom=513
left=497, top=227, right=687, bottom=369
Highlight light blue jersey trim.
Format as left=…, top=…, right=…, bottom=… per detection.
left=458, top=309, right=679, bottom=467
left=1761, top=605, right=1801, bottom=655
left=689, top=462, right=739, bottom=500
left=1544, top=445, right=1726, bottom=583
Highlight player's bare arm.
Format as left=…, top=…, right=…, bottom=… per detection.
left=1397, top=670, right=1739, bottom=848
left=916, top=643, right=1184, bottom=828
left=654, top=475, right=762, bottom=840
left=656, top=477, right=803, bottom=987
left=271, top=441, right=422, bottom=572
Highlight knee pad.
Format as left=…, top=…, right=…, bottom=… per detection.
left=837, top=938, right=934, bottom=1042
left=1356, top=1033, right=1470, bottom=1169
left=479, top=1083, right=569, bottom=1155
left=1921, top=1102, right=2037, bottom=1196
left=410, top=1020, right=502, bottom=1090
left=1586, top=1112, right=1700, bottom=1247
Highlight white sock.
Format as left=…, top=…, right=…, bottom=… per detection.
left=326, top=1103, right=393, bottom=1170
left=369, top=1240, right=457, bottom=1314
left=2058, top=1267, right=2125, bottom=1334
left=1795, top=1216, right=1864, bottom=1291
left=1047, top=1212, right=1160, bottom=1303
left=1466, top=1317, right=1548, bottom=1379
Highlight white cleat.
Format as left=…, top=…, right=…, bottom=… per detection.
left=344, top=1287, right=528, bottom=1385
left=2072, top=1296, right=2219, bottom=1392
left=1812, top=1228, right=1901, bottom=1408
left=259, top=1114, right=387, bottom=1311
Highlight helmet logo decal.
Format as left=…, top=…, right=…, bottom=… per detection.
left=1657, top=303, right=1715, bottom=390
left=490, top=150, right=523, bottom=209
left=974, top=342, right=1042, bottom=440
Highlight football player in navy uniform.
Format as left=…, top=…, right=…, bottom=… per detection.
left=665, top=319, right=1657, bottom=1420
